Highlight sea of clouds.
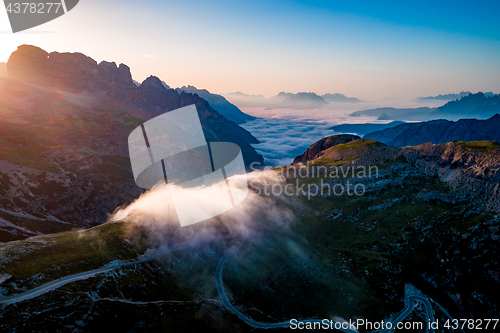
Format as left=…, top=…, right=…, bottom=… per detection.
left=240, top=107, right=377, bottom=167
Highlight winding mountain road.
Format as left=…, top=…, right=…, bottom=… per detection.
left=1, top=236, right=449, bottom=332
left=215, top=236, right=440, bottom=332
left=0, top=243, right=195, bottom=305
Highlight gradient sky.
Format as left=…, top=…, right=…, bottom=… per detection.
left=1, top=0, right=499, bottom=100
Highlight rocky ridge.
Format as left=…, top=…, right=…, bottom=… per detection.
left=292, top=134, right=500, bottom=214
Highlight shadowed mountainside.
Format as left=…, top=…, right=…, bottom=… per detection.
left=0, top=45, right=263, bottom=239
left=430, top=92, right=500, bottom=120
left=321, top=93, right=362, bottom=103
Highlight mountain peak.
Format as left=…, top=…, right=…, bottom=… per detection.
left=97, top=61, right=135, bottom=87
left=5, top=45, right=140, bottom=90
left=292, top=134, right=361, bottom=165
left=117, top=64, right=134, bottom=87
left=8, top=44, right=49, bottom=62
left=140, top=75, right=166, bottom=91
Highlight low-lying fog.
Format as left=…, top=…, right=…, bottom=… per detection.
left=239, top=99, right=445, bottom=167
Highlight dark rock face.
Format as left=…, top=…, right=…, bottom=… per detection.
left=7, top=45, right=135, bottom=91
left=291, top=134, right=361, bottom=165
left=364, top=114, right=500, bottom=147
left=0, top=45, right=263, bottom=231
left=98, top=61, right=135, bottom=88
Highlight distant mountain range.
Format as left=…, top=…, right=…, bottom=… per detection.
left=350, top=92, right=499, bottom=121
left=292, top=134, right=361, bottom=164
left=224, top=91, right=362, bottom=109
left=364, top=114, right=500, bottom=147
left=430, top=92, right=500, bottom=120
left=176, top=86, right=255, bottom=124
left=330, top=121, right=405, bottom=135
left=322, top=93, right=363, bottom=103
left=416, top=91, right=496, bottom=102
left=350, top=107, right=436, bottom=121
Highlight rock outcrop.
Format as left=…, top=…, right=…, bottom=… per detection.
left=291, top=134, right=361, bottom=165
